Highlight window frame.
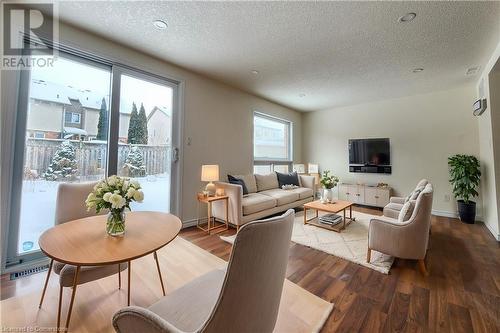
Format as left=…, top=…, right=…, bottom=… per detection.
left=253, top=112, right=293, bottom=173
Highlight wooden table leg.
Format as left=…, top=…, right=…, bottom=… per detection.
left=154, top=252, right=166, bottom=296
left=127, top=260, right=131, bottom=306
left=225, top=198, right=229, bottom=230
left=303, top=207, right=307, bottom=224
left=118, top=264, right=121, bottom=290
left=65, top=265, right=80, bottom=330
left=57, top=285, right=63, bottom=330
left=343, top=209, right=346, bottom=230
left=207, top=202, right=212, bottom=233
left=39, top=259, right=53, bottom=308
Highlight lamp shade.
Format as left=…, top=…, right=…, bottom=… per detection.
left=201, top=165, right=219, bottom=182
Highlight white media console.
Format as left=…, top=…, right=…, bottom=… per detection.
left=338, top=183, right=392, bottom=208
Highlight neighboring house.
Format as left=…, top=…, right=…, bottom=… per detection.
left=27, top=80, right=170, bottom=144
left=147, top=106, right=171, bottom=145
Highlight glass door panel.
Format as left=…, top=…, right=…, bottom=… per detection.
left=116, top=73, right=173, bottom=213
left=16, top=54, right=111, bottom=255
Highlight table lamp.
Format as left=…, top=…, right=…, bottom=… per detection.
left=201, top=164, right=219, bottom=196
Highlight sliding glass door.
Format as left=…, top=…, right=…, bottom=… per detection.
left=6, top=49, right=181, bottom=267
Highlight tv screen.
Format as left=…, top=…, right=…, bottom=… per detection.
left=349, top=138, right=390, bottom=166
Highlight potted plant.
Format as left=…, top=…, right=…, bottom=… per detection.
left=320, top=170, right=339, bottom=203
left=448, top=154, right=481, bottom=224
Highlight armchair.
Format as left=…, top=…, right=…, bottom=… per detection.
left=113, top=209, right=295, bottom=333
left=368, top=184, right=433, bottom=275
left=383, top=179, right=428, bottom=218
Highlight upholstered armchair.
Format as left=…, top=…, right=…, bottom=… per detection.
left=367, top=184, right=433, bottom=275
left=112, top=209, right=295, bottom=333
left=383, top=179, right=428, bottom=218
left=39, top=182, right=128, bottom=328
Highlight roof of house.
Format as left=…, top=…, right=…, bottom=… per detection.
left=147, top=106, right=171, bottom=121
left=30, top=79, right=107, bottom=109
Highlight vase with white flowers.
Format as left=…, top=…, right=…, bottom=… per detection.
left=320, top=170, right=339, bottom=203
left=85, top=175, right=144, bottom=236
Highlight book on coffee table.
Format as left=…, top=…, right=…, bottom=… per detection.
left=319, top=213, right=343, bottom=226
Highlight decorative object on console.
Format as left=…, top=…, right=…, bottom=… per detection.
left=201, top=164, right=219, bottom=196
left=448, top=154, right=481, bottom=224
left=85, top=175, right=144, bottom=236
left=216, top=188, right=225, bottom=196
left=308, top=163, right=319, bottom=173
left=292, top=164, right=306, bottom=173
left=320, top=170, right=339, bottom=203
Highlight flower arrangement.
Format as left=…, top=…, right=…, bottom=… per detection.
left=320, top=170, right=339, bottom=189
left=85, top=175, right=144, bottom=236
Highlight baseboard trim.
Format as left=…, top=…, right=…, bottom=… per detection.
left=182, top=218, right=199, bottom=228
left=480, top=220, right=500, bottom=241
left=431, top=209, right=458, bottom=218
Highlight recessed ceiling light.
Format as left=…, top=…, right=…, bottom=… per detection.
left=398, top=13, right=416, bottom=23
left=412, top=68, right=424, bottom=73
left=153, top=19, right=168, bottom=30
left=299, top=93, right=306, bottom=98
left=251, top=70, right=259, bottom=75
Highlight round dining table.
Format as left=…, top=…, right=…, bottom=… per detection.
left=38, top=211, right=182, bottom=331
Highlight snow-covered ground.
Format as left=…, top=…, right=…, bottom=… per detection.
left=18, top=174, right=171, bottom=254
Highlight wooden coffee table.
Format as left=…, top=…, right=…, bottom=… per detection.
left=303, top=200, right=355, bottom=233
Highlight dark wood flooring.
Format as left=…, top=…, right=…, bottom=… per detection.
left=1, top=206, right=498, bottom=332
left=180, top=206, right=500, bottom=333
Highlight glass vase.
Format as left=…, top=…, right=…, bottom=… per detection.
left=107, top=209, right=126, bottom=236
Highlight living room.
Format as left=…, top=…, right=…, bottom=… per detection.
left=1, top=1, right=499, bottom=332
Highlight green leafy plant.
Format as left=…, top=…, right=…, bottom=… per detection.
left=320, top=170, right=339, bottom=189
left=448, top=154, right=481, bottom=204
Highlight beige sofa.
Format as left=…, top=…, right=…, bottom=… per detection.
left=212, top=173, right=315, bottom=229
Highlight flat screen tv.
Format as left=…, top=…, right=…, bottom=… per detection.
left=349, top=138, right=391, bottom=166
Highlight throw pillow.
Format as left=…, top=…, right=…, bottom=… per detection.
left=255, top=173, right=279, bottom=191
left=276, top=171, right=300, bottom=188
left=233, top=174, right=257, bottom=193
left=398, top=201, right=415, bottom=222
left=228, top=175, right=248, bottom=195
left=410, top=186, right=425, bottom=200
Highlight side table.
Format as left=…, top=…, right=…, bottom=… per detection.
left=196, top=194, right=229, bottom=234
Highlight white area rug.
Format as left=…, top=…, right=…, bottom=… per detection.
left=221, top=210, right=394, bottom=274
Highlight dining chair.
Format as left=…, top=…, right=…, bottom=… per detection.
left=112, top=209, right=295, bottom=333
left=38, top=181, right=128, bottom=328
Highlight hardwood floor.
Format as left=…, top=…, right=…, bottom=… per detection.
left=1, top=206, right=499, bottom=332
left=181, top=206, right=500, bottom=333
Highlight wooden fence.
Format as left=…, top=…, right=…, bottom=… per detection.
left=24, top=138, right=171, bottom=180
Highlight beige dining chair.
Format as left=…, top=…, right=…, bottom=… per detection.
left=112, top=209, right=295, bottom=333
left=38, top=181, right=128, bottom=328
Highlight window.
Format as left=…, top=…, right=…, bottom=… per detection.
left=64, top=111, right=81, bottom=124
left=253, top=112, right=292, bottom=174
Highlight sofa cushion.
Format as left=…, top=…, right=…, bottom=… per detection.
left=276, top=171, right=300, bottom=187
left=259, top=188, right=300, bottom=206
left=234, top=174, right=257, bottom=193
left=255, top=173, right=279, bottom=192
left=227, top=175, right=248, bottom=195
left=398, top=201, right=415, bottom=222
left=383, top=202, right=403, bottom=219
left=241, top=193, right=277, bottom=215
left=288, top=187, right=314, bottom=199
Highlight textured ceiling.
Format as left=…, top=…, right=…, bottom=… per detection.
left=54, top=1, right=500, bottom=112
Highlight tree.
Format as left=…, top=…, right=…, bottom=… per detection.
left=43, top=140, right=78, bottom=181
left=127, top=103, right=139, bottom=144
left=123, top=146, right=146, bottom=177
left=96, top=98, right=108, bottom=140
left=138, top=103, right=148, bottom=144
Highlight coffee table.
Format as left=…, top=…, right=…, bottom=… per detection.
left=303, top=200, right=355, bottom=233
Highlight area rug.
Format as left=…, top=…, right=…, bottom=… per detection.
left=221, top=210, right=394, bottom=274
left=0, top=237, right=333, bottom=333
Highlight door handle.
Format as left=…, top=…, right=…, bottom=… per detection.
left=172, top=147, right=179, bottom=162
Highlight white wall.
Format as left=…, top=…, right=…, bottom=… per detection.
left=302, top=86, right=481, bottom=216
left=0, top=22, right=302, bottom=227
left=476, top=40, right=500, bottom=240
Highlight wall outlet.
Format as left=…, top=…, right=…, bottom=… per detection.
left=444, top=194, right=451, bottom=202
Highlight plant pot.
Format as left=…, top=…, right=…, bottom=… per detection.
left=457, top=200, right=476, bottom=224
